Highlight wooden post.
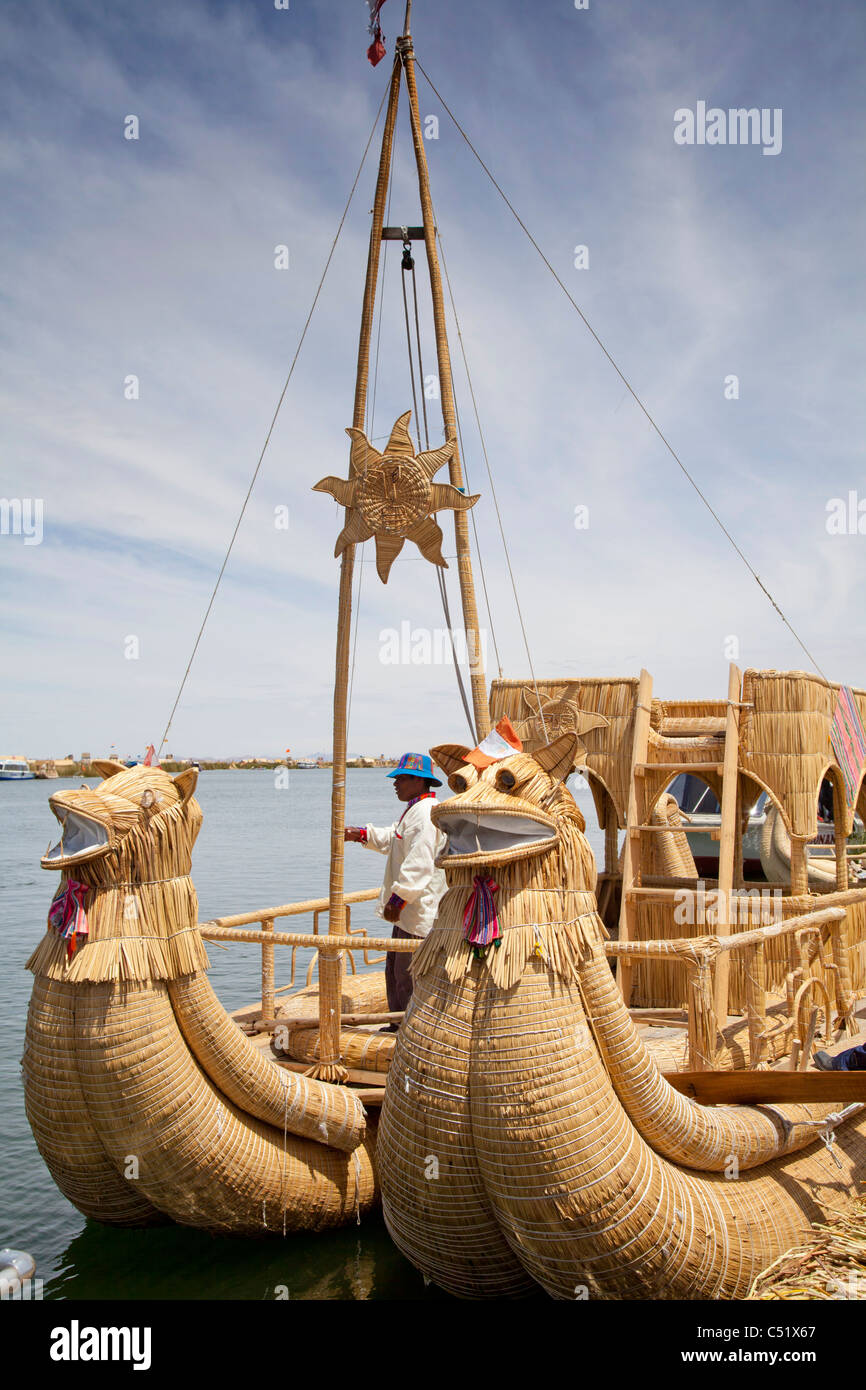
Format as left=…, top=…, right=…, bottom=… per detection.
left=713, top=663, right=742, bottom=1029
left=616, top=669, right=653, bottom=1005
left=317, top=51, right=404, bottom=1082
left=261, top=918, right=275, bottom=1025
left=399, top=30, right=490, bottom=740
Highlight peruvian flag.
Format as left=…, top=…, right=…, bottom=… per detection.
left=464, top=717, right=523, bottom=770
left=366, top=0, right=388, bottom=66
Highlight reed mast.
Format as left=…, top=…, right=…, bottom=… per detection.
left=317, top=7, right=490, bottom=1078
left=315, top=49, right=403, bottom=1081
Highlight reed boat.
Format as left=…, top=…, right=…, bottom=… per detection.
left=21, top=2, right=866, bottom=1294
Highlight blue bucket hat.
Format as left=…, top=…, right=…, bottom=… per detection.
left=387, top=752, right=442, bottom=786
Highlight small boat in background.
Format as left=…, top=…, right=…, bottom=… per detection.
left=668, top=771, right=866, bottom=885
left=0, top=758, right=35, bottom=781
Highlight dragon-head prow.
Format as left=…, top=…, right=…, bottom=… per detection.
left=428, top=732, right=601, bottom=891
left=41, top=761, right=200, bottom=873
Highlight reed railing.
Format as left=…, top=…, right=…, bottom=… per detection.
left=198, top=896, right=858, bottom=1078
left=197, top=889, right=419, bottom=1023
left=605, top=905, right=857, bottom=1072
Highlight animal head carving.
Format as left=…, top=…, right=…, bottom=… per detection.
left=430, top=734, right=589, bottom=876
left=41, top=763, right=200, bottom=872
left=514, top=685, right=609, bottom=756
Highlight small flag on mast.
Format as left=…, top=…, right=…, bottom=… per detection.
left=366, top=0, right=388, bottom=66
left=464, top=717, right=523, bottom=770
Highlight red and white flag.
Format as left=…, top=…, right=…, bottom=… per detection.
left=366, top=0, right=388, bottom=66
left=464, top=717, right=523, bottom=770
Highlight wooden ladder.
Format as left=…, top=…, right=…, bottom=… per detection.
left=617, top=665, right=743, bottom=1044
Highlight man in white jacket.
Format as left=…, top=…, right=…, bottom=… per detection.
left=345, top=752, right=447, bottom=1020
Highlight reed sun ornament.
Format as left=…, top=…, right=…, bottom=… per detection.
left=314, top=410, right=479, bottom=583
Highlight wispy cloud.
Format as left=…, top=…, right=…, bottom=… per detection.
left=2, top=0, right=864, bottom=756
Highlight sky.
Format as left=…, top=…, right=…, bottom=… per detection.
left=1, top=0, right=864, bottom=759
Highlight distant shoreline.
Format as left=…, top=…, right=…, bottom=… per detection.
left=22, top=760, right=399, bottom=778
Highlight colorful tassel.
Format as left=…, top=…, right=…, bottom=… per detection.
left=48, top=878, right=89, bottom=958
left=463, top=876, right=500, bottom=957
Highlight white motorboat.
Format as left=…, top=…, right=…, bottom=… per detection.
left=0, top=758, right=34, bottom=781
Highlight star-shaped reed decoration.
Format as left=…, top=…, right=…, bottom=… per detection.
left=313, top=410, right=479, bottom=583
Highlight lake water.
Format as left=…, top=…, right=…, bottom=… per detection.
left=1, top=768, right=604, bottom=1301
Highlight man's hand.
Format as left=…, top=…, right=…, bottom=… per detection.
left=383, top=893, right=405, bottom=923
left=344, top=827, right=365, bottom=843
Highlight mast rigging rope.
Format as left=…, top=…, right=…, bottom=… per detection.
left=399, top=227, right=476, bottom=738
left=415, top=59, right=827, bottom=683
left=157, top=83, right=392, bottom=757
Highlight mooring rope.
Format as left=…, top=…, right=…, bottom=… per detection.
left=157, top=81, right=392, bottom=757
left=415, top=59, right=828, bottom=683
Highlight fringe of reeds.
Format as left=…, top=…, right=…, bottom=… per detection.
left=748, top=1192, right=866, bottom=1300
left=305, top=1061, right=349, bottom=1083
left=414, top=885, right=602, bottom=990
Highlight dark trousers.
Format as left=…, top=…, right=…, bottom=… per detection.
left=834, top=1043, right=866, bottom=1071
left=386, top=924, right=415, bottom=1014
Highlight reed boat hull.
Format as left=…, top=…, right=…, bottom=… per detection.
left=23, top=762, right=378, bottom=1236
left=23, top=972, right=377, bottom=1235
left=378, top=738, right=866, bottom=1300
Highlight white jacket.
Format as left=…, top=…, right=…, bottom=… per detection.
left=364, top=797, right=448, bottom=938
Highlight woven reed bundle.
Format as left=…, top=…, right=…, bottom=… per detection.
left=748, top=1193, right=866, bottom=1299
left=650, top=700, right=728, bottom=737
left=23, top=974, right=161, bottom=1226
left=233, top=971, right=389, bottom=1030
left=287, top=1026, right=395, bottom=1074
left=24, top=763, right=374, bottom=1232
left=379, top=736, right=866, bottom=1299
left=646, top=793, right=699, bottom=880
left=489, top=678, right=639, bottom=827
left=760, top=802, right=841, bottom=889
left=69, top=979, right=375, bottom=1234
left=169, top=973, right=364, bottom=1147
